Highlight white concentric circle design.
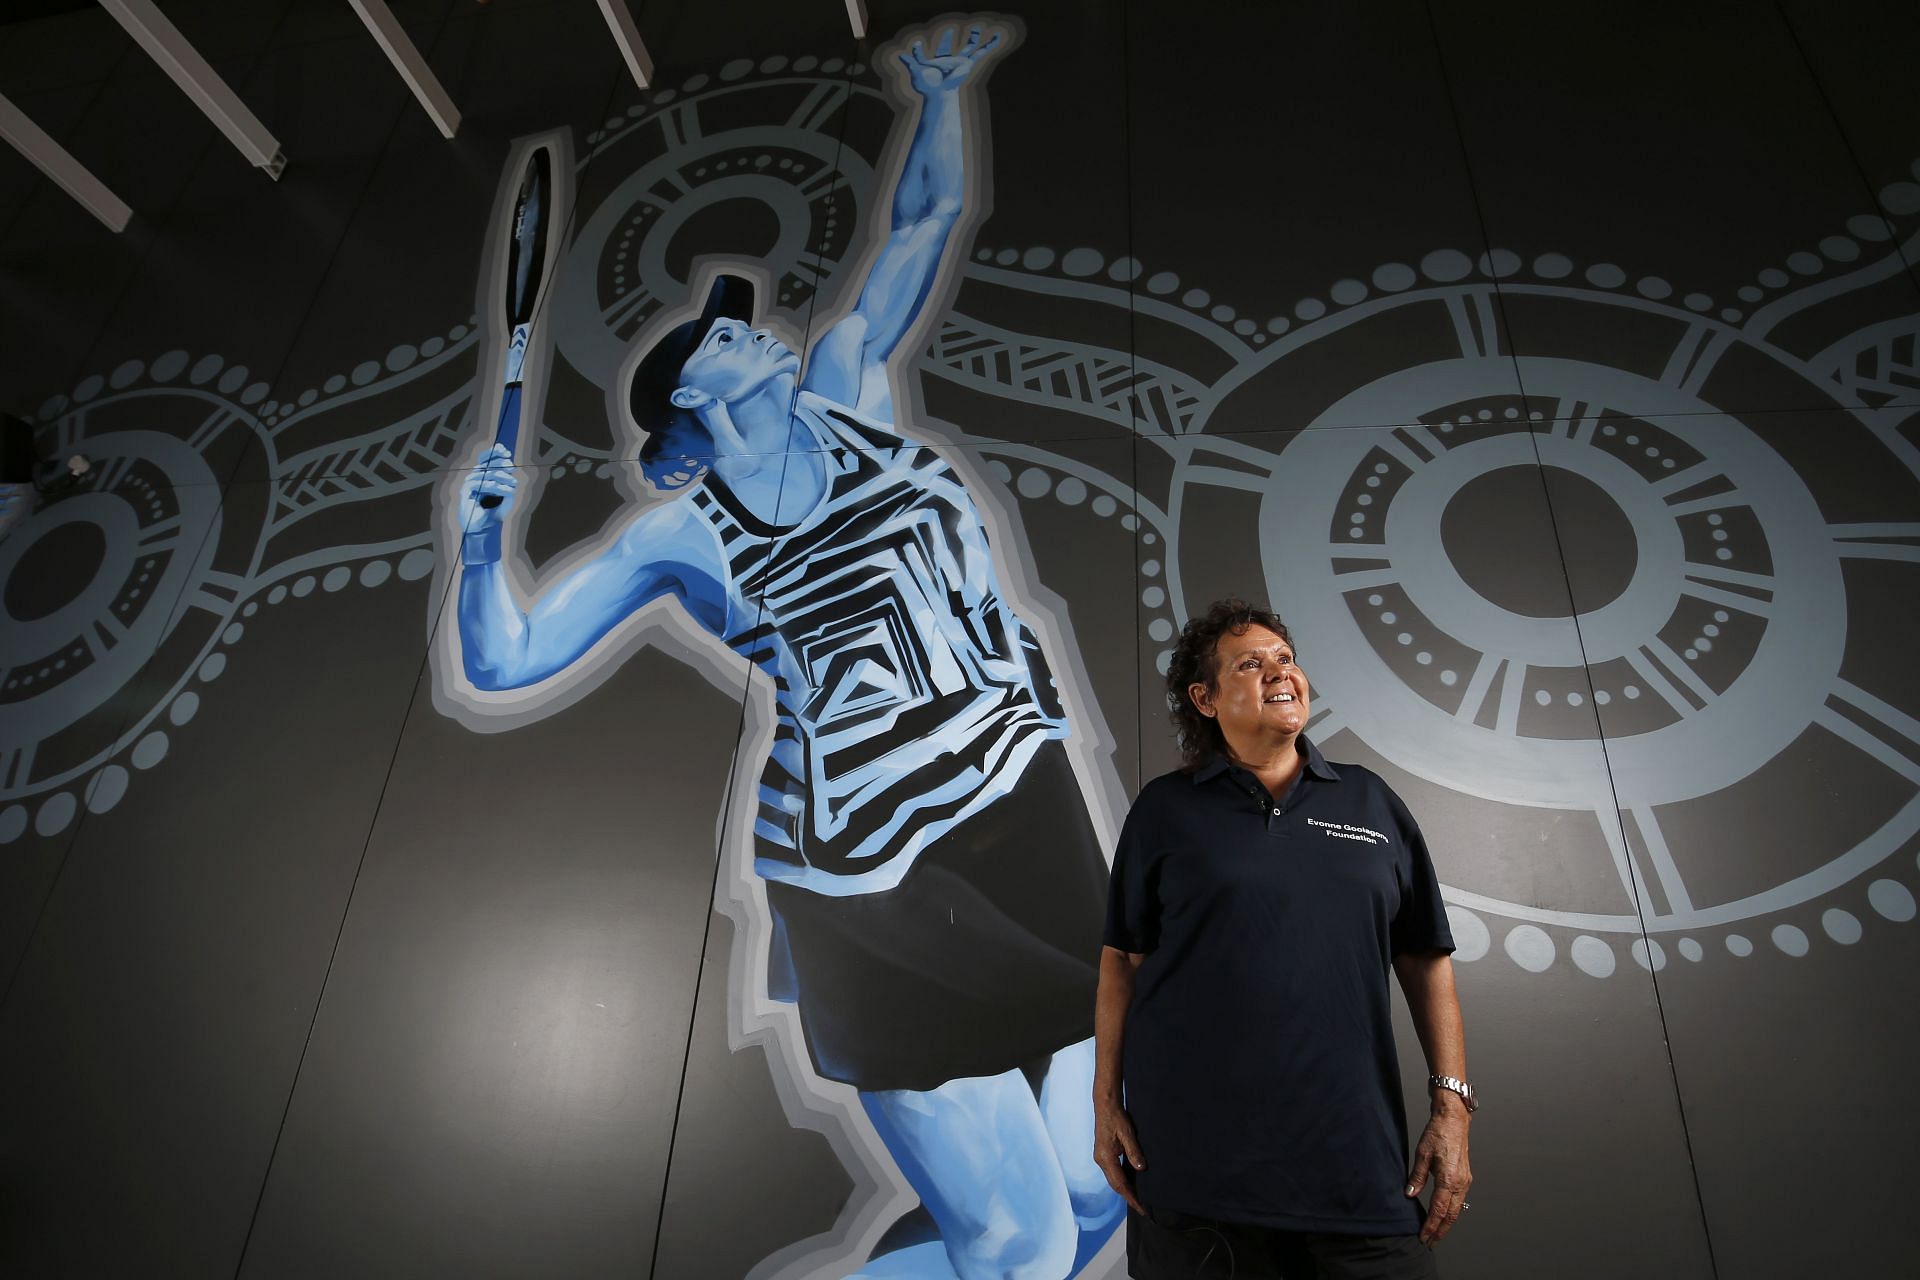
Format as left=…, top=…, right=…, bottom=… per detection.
left=1262, top=357, right=1842, bottom=815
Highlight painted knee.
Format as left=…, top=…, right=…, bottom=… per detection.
left=948, top=1191, right=1077, bottom=1280
left=1064, top=1169, right=1123, bottom=1233
left=1047, top=1126, right=1121, bottom=1232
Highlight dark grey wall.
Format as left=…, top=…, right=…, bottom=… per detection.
left=2, top=1, right=1917, bottom=1277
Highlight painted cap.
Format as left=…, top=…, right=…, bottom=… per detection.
left=628, top=273, right=757, bottom=434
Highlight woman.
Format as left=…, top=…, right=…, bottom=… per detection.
left=1094, top=599, right=1473, bottom=1279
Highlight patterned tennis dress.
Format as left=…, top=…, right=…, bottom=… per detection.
left=687, top=390, right=1070, bottom=898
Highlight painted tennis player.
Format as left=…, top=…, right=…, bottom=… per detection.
left=451, top=23, right=1122, bottom=1279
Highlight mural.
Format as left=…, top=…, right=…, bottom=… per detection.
left=436, top=21, right=1125, bottom=1280
left=11, top=19, right=1920, bottom=976
left=3, top=4, right=1919, bottom=1276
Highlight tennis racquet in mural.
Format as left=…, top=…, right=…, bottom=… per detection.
left=479, top=144, right=556, bottom=508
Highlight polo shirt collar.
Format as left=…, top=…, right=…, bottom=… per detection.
left=1192, top=735, right=1340, bottom=784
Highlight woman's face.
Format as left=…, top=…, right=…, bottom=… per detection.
left=1189, top=624, right=1310, bottom=754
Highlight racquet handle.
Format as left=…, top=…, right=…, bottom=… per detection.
left=478, top=383, right=523, bottom=510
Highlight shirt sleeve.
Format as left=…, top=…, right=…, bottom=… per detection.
left=1103, top=792, right=1161, bottom=955
left=1388, top=790, right=1456, bottom=958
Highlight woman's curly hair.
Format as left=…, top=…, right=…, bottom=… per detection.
left=1166, top=598, right=1296, bottom=770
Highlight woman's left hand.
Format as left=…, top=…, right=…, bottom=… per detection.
left=1404, top=1102, right=1472, bottom=1245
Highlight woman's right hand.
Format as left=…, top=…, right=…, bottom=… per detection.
left=1093, top=1095, right=1148, bottom=1215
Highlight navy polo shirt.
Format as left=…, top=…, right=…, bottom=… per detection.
left=1104, top=736, right=1454, bottom=1235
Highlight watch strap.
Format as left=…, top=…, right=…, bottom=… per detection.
left=1429, top=1074, right=1478, bottom=1112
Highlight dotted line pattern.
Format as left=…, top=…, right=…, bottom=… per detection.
left=1734, top=165, right=1920, bottom=314
left=37, top=349, right=270, bottom=423
left=34, top=316, right=478, bottom=437
left=968, top=160, right=1920, bottom=350
left=0, top=547, right=438, bottom=848
left=1444, top=853, right=1920, bottom=980
left=248, top=322, right=472, bottom=430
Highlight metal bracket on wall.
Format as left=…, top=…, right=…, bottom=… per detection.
left=95, top=0, right=287, bottom=180
left=593, top=0, right=655, bottom=91
left=350, top=0, right=461, bottom=139
left=0, top=90, right=132, bottom=231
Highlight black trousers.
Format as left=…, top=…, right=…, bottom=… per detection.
left=1129, top=1207, right=1441, bottom=1280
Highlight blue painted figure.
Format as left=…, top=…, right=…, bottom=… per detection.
left=454, top=25, right=1122, bottom=1278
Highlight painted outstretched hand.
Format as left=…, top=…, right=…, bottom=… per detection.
left=898, top=24, right=1004, bottom=96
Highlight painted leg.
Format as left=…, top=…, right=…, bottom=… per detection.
left=858, top=1068, right=1078, bottom=1280
left=1037, top=1038, right=1126, bottom=1271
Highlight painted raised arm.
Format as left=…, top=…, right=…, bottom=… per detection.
left=805, top=24, right=1005, bottom=414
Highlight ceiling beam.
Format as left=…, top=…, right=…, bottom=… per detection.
left=95, top=0, right=285, bottom=178
left=593, top=0, right=654, bottom=91
left=349, top=0, right=460, bottom=139
left=0, top=91, right=131, bottom=231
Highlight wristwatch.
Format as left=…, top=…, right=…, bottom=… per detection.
left=1428, top=1075, right=1478, bottom=1113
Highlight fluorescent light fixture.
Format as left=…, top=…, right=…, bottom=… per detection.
left=594, top=0, right=655, bottom=91
left=0, top=91, right=132, bottom=231
left=350, top=0, right=461, bottom=139
left=97, top=0, right=286, bottom=178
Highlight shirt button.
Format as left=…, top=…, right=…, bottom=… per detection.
left=1271, top=808, right=1281, bottom=817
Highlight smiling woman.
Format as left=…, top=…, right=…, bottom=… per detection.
left=1165, top=599, right=1304, bottom=778
left=1198, top=625, right=1307, bottom=751
left=1092, top=597, right=1476, bottom=1280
